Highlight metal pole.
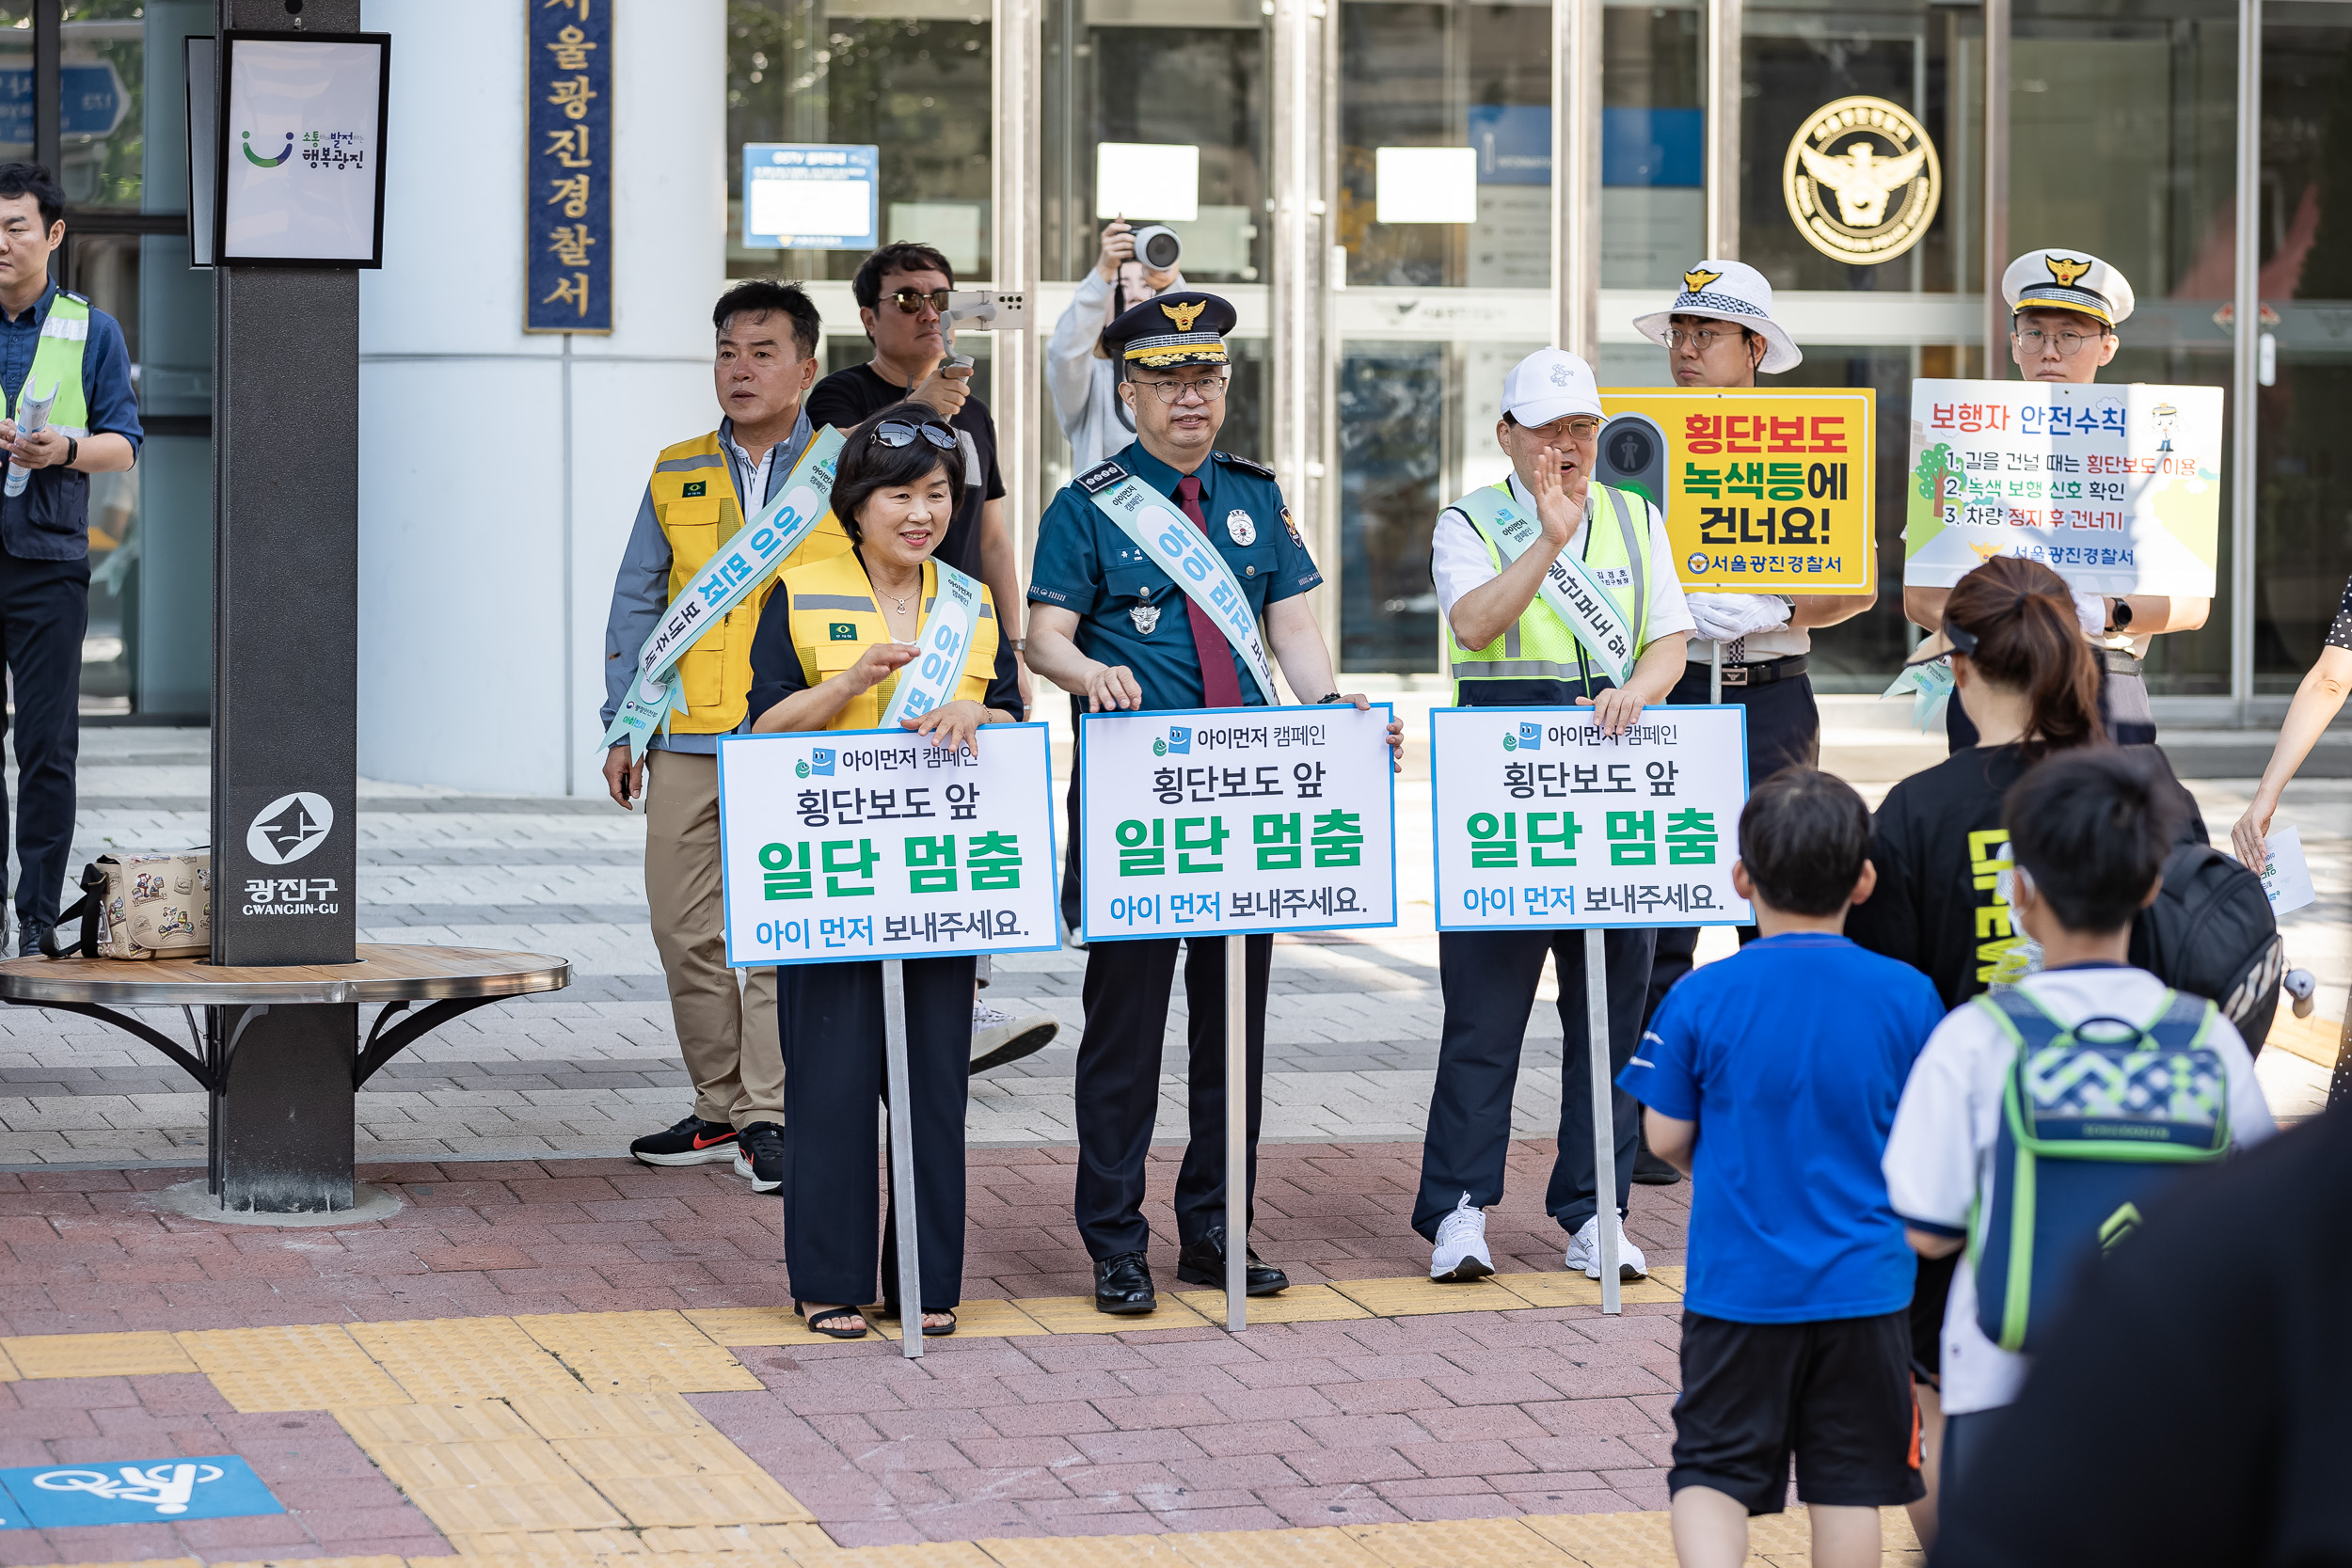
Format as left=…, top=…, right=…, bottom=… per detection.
left=882, top=959, right=925, bottom=1360
left=2229, top=0, right=2262, bottom=721
left=1225, top=935, right=1248, bottom=1330
left=1703, top=0, right=1742, bottom=262
left=1980, top=0, right=2008, bottom=372
left=1584, top=927, right=1620, bottom=1314
left=1708, top=640, right=1724, bottom=705
left=1552, top=0, right=1602, bottom=361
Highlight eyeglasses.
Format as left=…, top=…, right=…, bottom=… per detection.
left=870, top=419, right=958, bottom=451
left=1519, top=417, right=1602, bottom=443
left=887, top=288, right=953, bottom=315
left=1130, top=375, right=1230, bottom=404
left=2014, top=326, right=2104, bottom=356
left=1665, top=325, right=1741, bottom=352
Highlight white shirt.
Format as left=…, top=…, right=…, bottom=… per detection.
left=1431, top=474, right=1695, bottom=651
left=1882, top=966, right=2275, bottom=1416
left=723, top=425, right=781, bottom=515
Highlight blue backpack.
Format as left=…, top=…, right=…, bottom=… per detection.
left=1970, top=986, right=2232, bottom=1354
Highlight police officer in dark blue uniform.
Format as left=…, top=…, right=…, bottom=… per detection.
left=1025, top=291, right=1400, bottom=1315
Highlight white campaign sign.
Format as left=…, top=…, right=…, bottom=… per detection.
left=718, top=724, right=1060, bottom=966
left=1431, top=705, right=1752, bottom=930
left=2261, top=825, right=2315, bottom=917
left=1079, top=705, right=1398, bottom=941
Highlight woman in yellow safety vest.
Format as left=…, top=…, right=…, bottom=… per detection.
left=746, top=401, right=1022, bottom=1339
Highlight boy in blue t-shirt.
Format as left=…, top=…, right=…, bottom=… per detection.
left=1620, top=768, right=1946, bottom=1568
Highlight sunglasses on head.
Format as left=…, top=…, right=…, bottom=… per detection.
left=888, top=288, right=953, bottom=314
left=870, top=419, right=958, bottom=452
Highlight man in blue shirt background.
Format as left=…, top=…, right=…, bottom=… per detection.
left=1026, top=291, right=1384, bottom=1316
left=0, top=164, right=140, bottom=952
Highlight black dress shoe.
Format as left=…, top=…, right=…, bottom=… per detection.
left=1632, top=1147, right=1685, bottom=1186
left=1175, top=1227, right=1289, bottom=1295
left=1093, top=1250, right=1157, bottom=1315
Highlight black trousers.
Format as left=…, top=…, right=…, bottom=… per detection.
left=1414, top=926, right=1655, bottom=1240
left=0, top=548, right=85, bottom=950
left=778, top=955, right=973, bottom=1312
left=1073, top=932, right=1272, bottom=1260
left=1645, top=666, right=1820, bottom=1025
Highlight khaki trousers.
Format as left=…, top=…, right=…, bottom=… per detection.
left=644, top=749, right=782, bottom=1127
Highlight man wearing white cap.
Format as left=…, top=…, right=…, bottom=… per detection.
left=1904, top=248, right=2207, bottom=747
left=1413, top=347, right=1692, bottom=1287
left=1630, top=264, right=1878, bottom=1158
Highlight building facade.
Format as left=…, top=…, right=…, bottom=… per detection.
left=17, top=0, right=2352, bottom=793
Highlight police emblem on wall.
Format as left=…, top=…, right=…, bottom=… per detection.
left=1783, top=96, right=1941, bottom=266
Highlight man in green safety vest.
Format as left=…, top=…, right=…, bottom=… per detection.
left=0, top=163, right=141, bottom=953
left=1415, top=347, right=1692, bottom=1287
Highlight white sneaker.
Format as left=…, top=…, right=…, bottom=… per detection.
left=1564, top=1214, right=1647, bottom=1281
left=1429, top=1192, right=1495, bottom=1282
left=970, top=1002, right=1059, bottom=1074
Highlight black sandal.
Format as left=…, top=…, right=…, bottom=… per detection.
left=796, top=1302, right=867, bottom=1339
left=880, top=1303, right=959, bottom=1338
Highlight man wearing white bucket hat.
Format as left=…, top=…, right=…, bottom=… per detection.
left=1413, top=346, right=1693, bottom=1288
left=1630, top=261, right=1878, bottom=1184
left=1902, top=248, right=2208, bottom=750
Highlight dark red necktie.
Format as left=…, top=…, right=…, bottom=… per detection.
left=1174, top=474, right=1245, bottom=708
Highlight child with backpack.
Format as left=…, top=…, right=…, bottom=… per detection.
left=1883, top=747, right=2275, bottom=1501
left=1620, top=771, right=1947, bottom=1568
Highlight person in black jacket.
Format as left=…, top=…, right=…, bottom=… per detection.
left=1846, top=553, right=2106, bottom=1546
left=1930, top=1107, right=2351, bottom=1567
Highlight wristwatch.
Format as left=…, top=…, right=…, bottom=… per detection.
left=61, top=436, right=75, bottom=468
left=1009, top=639, right=1026, bottom=654
left=1315, top=691, right=1346, bottom=705
left=2109, top=597, right=2134, bottom=632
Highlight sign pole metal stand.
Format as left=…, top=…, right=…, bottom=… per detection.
left=882, top=958, right=926, bottom=1360
left=1226, top=936, right=1248, bottom=1331
left=1709, top=639, right=1724, bottom=705
left=1584, top=927, right=1622, bottom=1315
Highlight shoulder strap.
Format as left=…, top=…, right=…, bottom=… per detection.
left=1597, top=484, right=1646, bottom=646
left=1975, top=987, right=2069, bottom=1053
left=2143, top=989, right=2217, bottom=1052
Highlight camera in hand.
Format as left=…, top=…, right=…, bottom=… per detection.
left=1132, top=225, right=1183, bottom=271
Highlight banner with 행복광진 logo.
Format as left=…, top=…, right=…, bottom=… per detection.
left=1078, top=705, right=1398, bottom=942
left=1902, top=378, right=2221, bottom=598
left=1431, top=705, right=1751, bottom=930
left=718, top=724, right=1060, bottom=966
left=1597, top=388, right=1875, bottom=594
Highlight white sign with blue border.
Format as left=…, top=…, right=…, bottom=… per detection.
left=1431, top=705, right=1751, bottom=930
left=0, top=1456, right=283, bottom=1528
left=718, top=724, right=1060, bottom=966
left=1078, top=705, right=1398, bottom=942
left=740, top=143, right=880, bottom=251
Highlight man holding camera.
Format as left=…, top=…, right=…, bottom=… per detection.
left=805, top=241, right=1055, bottom=1068
left=1047, top=219, right=1185, bottom=472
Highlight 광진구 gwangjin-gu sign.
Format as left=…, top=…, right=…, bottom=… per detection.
left=527, top=0, right=612, bottom=333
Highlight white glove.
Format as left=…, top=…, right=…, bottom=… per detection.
left=1688, top=593, right=1792, bottom=643
left=2072, top=590, right=2108, bottom=638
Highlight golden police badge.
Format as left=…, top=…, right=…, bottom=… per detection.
left=1783, top=96, right=1942, bottom=266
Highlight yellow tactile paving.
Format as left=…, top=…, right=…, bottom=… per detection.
left=0, top=1341, right=17, bottom=1380
left=339, top=1402, right=540, bottom=1446
left=178, top=1323, right=411, bottom=1411
left=1326, top=1275, right=1520, bottom=1318
left=979, top=1536, right=1192, bottom=1565
left=1168, top=1527, right=1386, bottom=1567
left=866, top=1297, right=1050, bottom=1340
left=213, top=1558, right=411, bottom=1568
left=353, top=1316, right=586, bottom=1402
left=509, top=1389, right=715, bottom=1441
left=515, top=1311, right=766, bottom=1394
left=681, top=1307, right=843, bottom=1348
left=2, top=1329, right=198, bottom=1379
left=824, top=1545, right=998, bottom=1567
left=1009, top=1293, right=1216, bottom=1334
left=551, top=1433, right=816, bottom=1526
left=1491, top=1273, right=1684, bottom=1309
left=1518, top=1509, right=1677, bottom=1566
left=363, top=1436, right=632, bottom=1533
left=1172, top=1284, right=1372, bottom=1325
left=1344, top=1516, right=1565, bottom=1567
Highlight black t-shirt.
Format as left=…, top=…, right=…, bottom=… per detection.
left=1845, top=745, right=2037, bottom=1010
left=1931, top=1109, right=2352, bottom=1567
left=804, top=362, right=1006, bottom=580
left=2329, top=572, right=2352, bottom=651
left=1847, top=741, right=2205, bottom=1009
left=744, top=547, right=1023, bottom=727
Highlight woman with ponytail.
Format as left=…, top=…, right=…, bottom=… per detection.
left=1848, top=554, right=2201, bottom=1546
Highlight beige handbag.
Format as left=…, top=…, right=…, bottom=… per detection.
left=40, top=851, right=213, bottom=959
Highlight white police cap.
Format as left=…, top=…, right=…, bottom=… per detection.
left=1631, top=261, right=1803, bottom=374
left=2004, top=248, right=2135, bottom=327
